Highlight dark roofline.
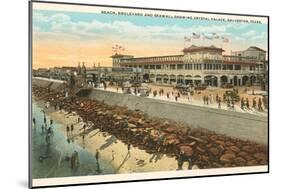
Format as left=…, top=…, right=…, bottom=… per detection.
left=248, top=46, right=266, bottom=52
left=122, top=54, right=183, bottom=60
left=223, top=55, right=257, bottom=59
left=182, top=45, right=224, bottom=53
left=110, top=54, right=134, bottom=58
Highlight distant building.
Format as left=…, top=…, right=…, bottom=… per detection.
left=111, top=45, right=267, bottom=88
left=231, top=46, right=266, bottom=61
left=34, top=66, right=77, bottom=80
left=33, top=68, right=49, bottom=78
left=86, top=66, right=143, bottom=83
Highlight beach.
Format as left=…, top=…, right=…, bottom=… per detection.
left=35, top=99, right=194, bottom=176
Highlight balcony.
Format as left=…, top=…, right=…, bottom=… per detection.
left=144, top=69, right=263, bottom=75
left=203, top=69, right=263, bottom=75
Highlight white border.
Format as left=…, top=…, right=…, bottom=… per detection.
left=33, top=166, right=268, bottom=187
left=33, top=2, right=268, bottom=24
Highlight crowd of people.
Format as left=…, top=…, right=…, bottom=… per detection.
left=148, top=87, right=267, bottom=113
left=95, top=81, right=267, bottom=114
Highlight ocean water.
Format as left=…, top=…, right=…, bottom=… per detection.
left=31, top=102, right=116, bottom=179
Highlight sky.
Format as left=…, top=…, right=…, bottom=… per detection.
left=33, top=5, right=268, bottom=69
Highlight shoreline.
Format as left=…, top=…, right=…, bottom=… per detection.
left=34, top=99, right=194, bottom=174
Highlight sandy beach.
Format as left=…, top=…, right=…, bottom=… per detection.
left=37, top=100, right=196, bottom=175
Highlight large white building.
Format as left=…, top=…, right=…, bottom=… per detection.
left=111, top=45, right=267, bottom=87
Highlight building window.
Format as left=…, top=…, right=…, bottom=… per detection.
left=228, top=65, right=233, bottom=70
left=194, top=64, right=201, bottom=70
left=177, top=64, right=183, bottom=69
left=156, top=65, right=161, bottom=69
left=234, top=65, right=241, bottom=70
left=170, top=65, right=176, bottom=70
left=150, top=65, right=155, bottom=69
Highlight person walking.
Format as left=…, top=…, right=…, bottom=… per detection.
left=111, top=150, right=115, bottom=161
left=43, top=114, right=46, bottom=125
left=218, top=97, right=221, bottom=109
left=127, top=143, right=131, bottom=156
left=83, top=124, right=87, bottom=133
left=71, top=124, right=74, bottom=134
left=246, top=98, right=250, bottom=109
left=216, top=94, right=219, bottom=103
left=176, top=151, right=185, bottom=170
left=41, top=124, right=44, bottom=133
left=258, top=98, right=263, bottom=111
left=95, top=149, right=100, bottom=163
left=252, top=98, right=257, bottom=109
left=262, top=96, right=268, bottom=110
left=33, top=117, right=36, bottom=127
left=153, top=90, right=157, bottom=97
left=227, top=97, right=230, bottom=108
left=209, top=94, right=212, bottom=104
left=231, top=98, right=235, bottom=109
left=241, top=98, right=244, bottom=110
left=66, top=125, right=70, bottom=136
left=95, top=149, right=101, bottom=173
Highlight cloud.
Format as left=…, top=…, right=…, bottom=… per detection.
left=33, top=12, right=238, bottom=42
left=250, top=31, right=267, bottom=41
left=33, top=12, right=267, bottom=50
left=242, top=30, right=257, bottom=37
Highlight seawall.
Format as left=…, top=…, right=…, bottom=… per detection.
left=85, top=89, right=268, bottom=145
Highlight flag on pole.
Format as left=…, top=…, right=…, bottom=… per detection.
left=112, top=44, right=125, bottom=54
left=212, top=33, right=220, bottom=39
left=203, top=34, right=213, bottom=40
left=222, top=37, right=229, bottom=43
left=184, top=36, right=191, bottom=42
left=192, top=32, right=200, bottom=39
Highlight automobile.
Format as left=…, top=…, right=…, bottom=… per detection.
left=224, top=89, right=240, bottom=102
left=122, top=81, right=132, bottom=94
left=175, top=84, right=194, bottom=95
left=138, top=83, right=149, bottom=97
